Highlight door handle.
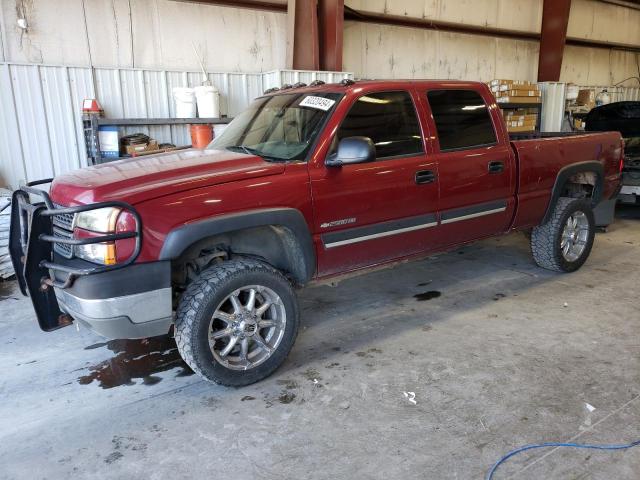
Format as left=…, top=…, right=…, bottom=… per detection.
left=488, top=161, right=504, bottom=174
left=415, top=170, right=436, bottom=184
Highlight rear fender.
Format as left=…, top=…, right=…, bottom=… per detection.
left=542, top=161, right=604, bottom=224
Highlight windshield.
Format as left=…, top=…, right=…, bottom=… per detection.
left=210, top=92, right=341, bottom=161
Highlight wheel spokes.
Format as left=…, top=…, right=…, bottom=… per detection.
left=245, top=288, right=257, bottom=311
left=229, top=293, right=243, bottom=314
left=211, top=327, right=233, bottom=340
left=214, top=311, right=234, bottom=324
left=208, top=284, right=286, bottom=371
left=252, top=333, right=273, bottom=353
left=239, top=338, right=250, bottom=365
left=256, top=301, right=272, bottom=316
left=220, top=336, right=238, bottom=357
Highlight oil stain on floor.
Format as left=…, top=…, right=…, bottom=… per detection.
left=414, top=290, right=442, bottom=301
left=78, top=335, right=193, bottom=389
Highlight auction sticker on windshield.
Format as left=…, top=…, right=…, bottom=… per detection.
left=299, top=96, right=336, bottom=111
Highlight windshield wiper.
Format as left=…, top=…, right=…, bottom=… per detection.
left=225, top=145, right=287, bottom=162
left=226, top=145, right=255, bottom=155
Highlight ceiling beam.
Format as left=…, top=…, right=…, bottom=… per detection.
left=318, top=0, right=344, bottom=71
left=171, top=0, right=287, bottom=12
left=537, top=0, right=572, bottom=81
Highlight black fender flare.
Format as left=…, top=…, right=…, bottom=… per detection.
left=542, top=161, right=604, bottom=224
left=159, top=208, right=316, bottom=283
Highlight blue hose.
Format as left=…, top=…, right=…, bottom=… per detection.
left=486, top=439, right=640, bottom=480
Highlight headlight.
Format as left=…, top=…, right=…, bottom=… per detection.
left=75, top=207, right=121, bottom=233
left=75, top=242, right=117, bottom=265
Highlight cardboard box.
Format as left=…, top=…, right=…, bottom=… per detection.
left=489, top=79, right=533, bottom=87
left=503, top=108, right=538, bottom=116
left=576, top=89, right=595, bottom=108
left=505, top=118, right=537, bottom=128
left=124, top=140, right=159, bottom=155
left=496, top=89, right=541, bottom=97
left=492, top=84, right=540, bottom=93
left=496, top=96, right=542, bottom=104
left=507, top=124, right=536, bottom=133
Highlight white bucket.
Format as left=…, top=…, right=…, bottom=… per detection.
left=195, top=85, right=220, bottom=118
left=173, top=87, right=196, bottom=118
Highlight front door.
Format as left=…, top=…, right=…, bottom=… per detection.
left=424, top=88, right=516, bottom=249
left=309, top=89, right=440, bottom=277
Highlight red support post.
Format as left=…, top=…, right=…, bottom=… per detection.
left=537, top=0, right=572, bottom=82
left=318, top=0, right=344, bottom=71
left=288, top=0, right=320, bottom=70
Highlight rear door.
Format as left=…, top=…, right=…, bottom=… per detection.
left=309, top=89, right=440, bottom=277
left=424, top=88, right=516, bottom=248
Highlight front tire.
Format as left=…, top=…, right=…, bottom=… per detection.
left=530, top=197, right=595, bottom=272
left=175, top=258, right=299, bottom=386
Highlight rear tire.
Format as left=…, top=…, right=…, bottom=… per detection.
left=530, top=197, right=595, bottom=273
left=175, top=258, right=299, bottom=386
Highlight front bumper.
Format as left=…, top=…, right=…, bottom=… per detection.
left=53, top=260, right=174, bottom=339
left=56, top=286, right=173, bottom=339
left=8, top=180, right=171, bottom=338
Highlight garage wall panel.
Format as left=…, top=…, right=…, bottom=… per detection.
left=0, top=0, right=287, bottom=73
left=9, top=65, right=54, bottom=180
left=344, top=0, right=543, bottom=33
left=39, top=66, right=82, bottom=174
left=343, top=21, right=539, bottom=82
left=560, top=46, right=640, bottom=86
left=568, top=0, right=640, bottom=46
left=0, top=64, right=27, bottom=188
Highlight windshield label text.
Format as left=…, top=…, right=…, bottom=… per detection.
left=299, top=96, right=336, bottom=111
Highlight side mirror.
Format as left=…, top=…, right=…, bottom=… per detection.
left=326, top=136, right=375, bottom=167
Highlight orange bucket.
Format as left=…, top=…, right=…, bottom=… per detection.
left=190, top=124, right=213, bottom=149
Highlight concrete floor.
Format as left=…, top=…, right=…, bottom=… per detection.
left=2, top=208, right=640, bottom=480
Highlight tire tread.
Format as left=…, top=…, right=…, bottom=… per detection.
left=530, top=197, right=594, bottom=273
left=174, top=258, right=297, bottom=386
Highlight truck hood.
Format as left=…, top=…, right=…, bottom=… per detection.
left=50, top=148, right=286, bottom=205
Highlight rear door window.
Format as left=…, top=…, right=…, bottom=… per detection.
left=335, top=91, right=423, bottom=159
left=426, top=89, right=497, bottom=151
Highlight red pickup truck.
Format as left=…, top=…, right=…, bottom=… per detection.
left=10, top=79, right=623, bottom=386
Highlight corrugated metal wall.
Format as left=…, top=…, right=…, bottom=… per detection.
left=577, top=86, right=640, bottom=103
left=0, top=63, right=352, bottom=190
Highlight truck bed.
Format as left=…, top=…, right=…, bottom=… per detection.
left=509, top=130, right=622, bottom=229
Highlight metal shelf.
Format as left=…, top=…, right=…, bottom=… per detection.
left=497, top=102, right=542, bottom=110
left=84, top=116, right=233, bottom=165
left=96, top=117, right=232, bottom=126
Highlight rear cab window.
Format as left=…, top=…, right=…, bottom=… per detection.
left=332, top=90, right=424, bottom=160
left=426, top=89, right=497, bottom=152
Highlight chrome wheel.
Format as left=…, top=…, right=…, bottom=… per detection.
left=560, top=211, right=589, bottom=262
left=208, top=285, right=286, bottom=371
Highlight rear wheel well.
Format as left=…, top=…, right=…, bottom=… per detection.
left=561, top=172, right=597, bottom=199
left=171, top=225, right=310, bottom=291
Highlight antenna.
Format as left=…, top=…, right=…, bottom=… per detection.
left=191, top=41, right=211, bottom=86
